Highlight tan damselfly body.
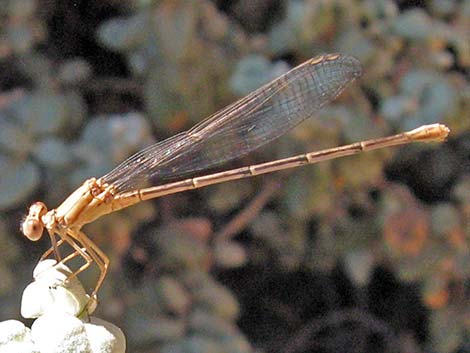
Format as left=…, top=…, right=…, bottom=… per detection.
left=21, top=54, right=450, bottom=307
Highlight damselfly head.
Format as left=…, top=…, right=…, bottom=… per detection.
left=21, top=202, right=48, bottom=241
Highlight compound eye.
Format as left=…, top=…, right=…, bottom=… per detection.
left=22, top=219, right=44, bottom=241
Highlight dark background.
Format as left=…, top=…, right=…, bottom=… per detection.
left=0, top=0, right=469, bottom=352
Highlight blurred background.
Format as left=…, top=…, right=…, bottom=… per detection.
left=0, top=0, right=469, bottom=352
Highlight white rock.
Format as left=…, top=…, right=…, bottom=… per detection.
left=10, top=260, right=127, bottom=353
left=31, top=313, right=90, bottom=353
left=29, top=314, right=125, bottom=353
left=0, top=341, right=39, bottom=353
left=21, top=260, right=92, bottom=318
left=0, top=320, right=32, bottom=345
left=86, top=318, right=126, bottom=353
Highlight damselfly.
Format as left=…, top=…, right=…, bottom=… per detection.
left=21, top=54, right=450, bottom=306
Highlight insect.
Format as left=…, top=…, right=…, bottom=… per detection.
left=21, top=54, right=449, bottom=306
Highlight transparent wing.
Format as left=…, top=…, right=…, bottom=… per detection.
left=102, top=54, right=362, bottom=193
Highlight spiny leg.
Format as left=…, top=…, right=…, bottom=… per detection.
left=41, top=234, right=65, bottom=261
left=57, top=233, right=94, bottom=281
left=69, top=229, right=109, bottom=300
left=35, top=233, right=92, bottom=293
left=43, top=233, right=98, bottom=316
left=59, top=244, right=89, bottom=269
